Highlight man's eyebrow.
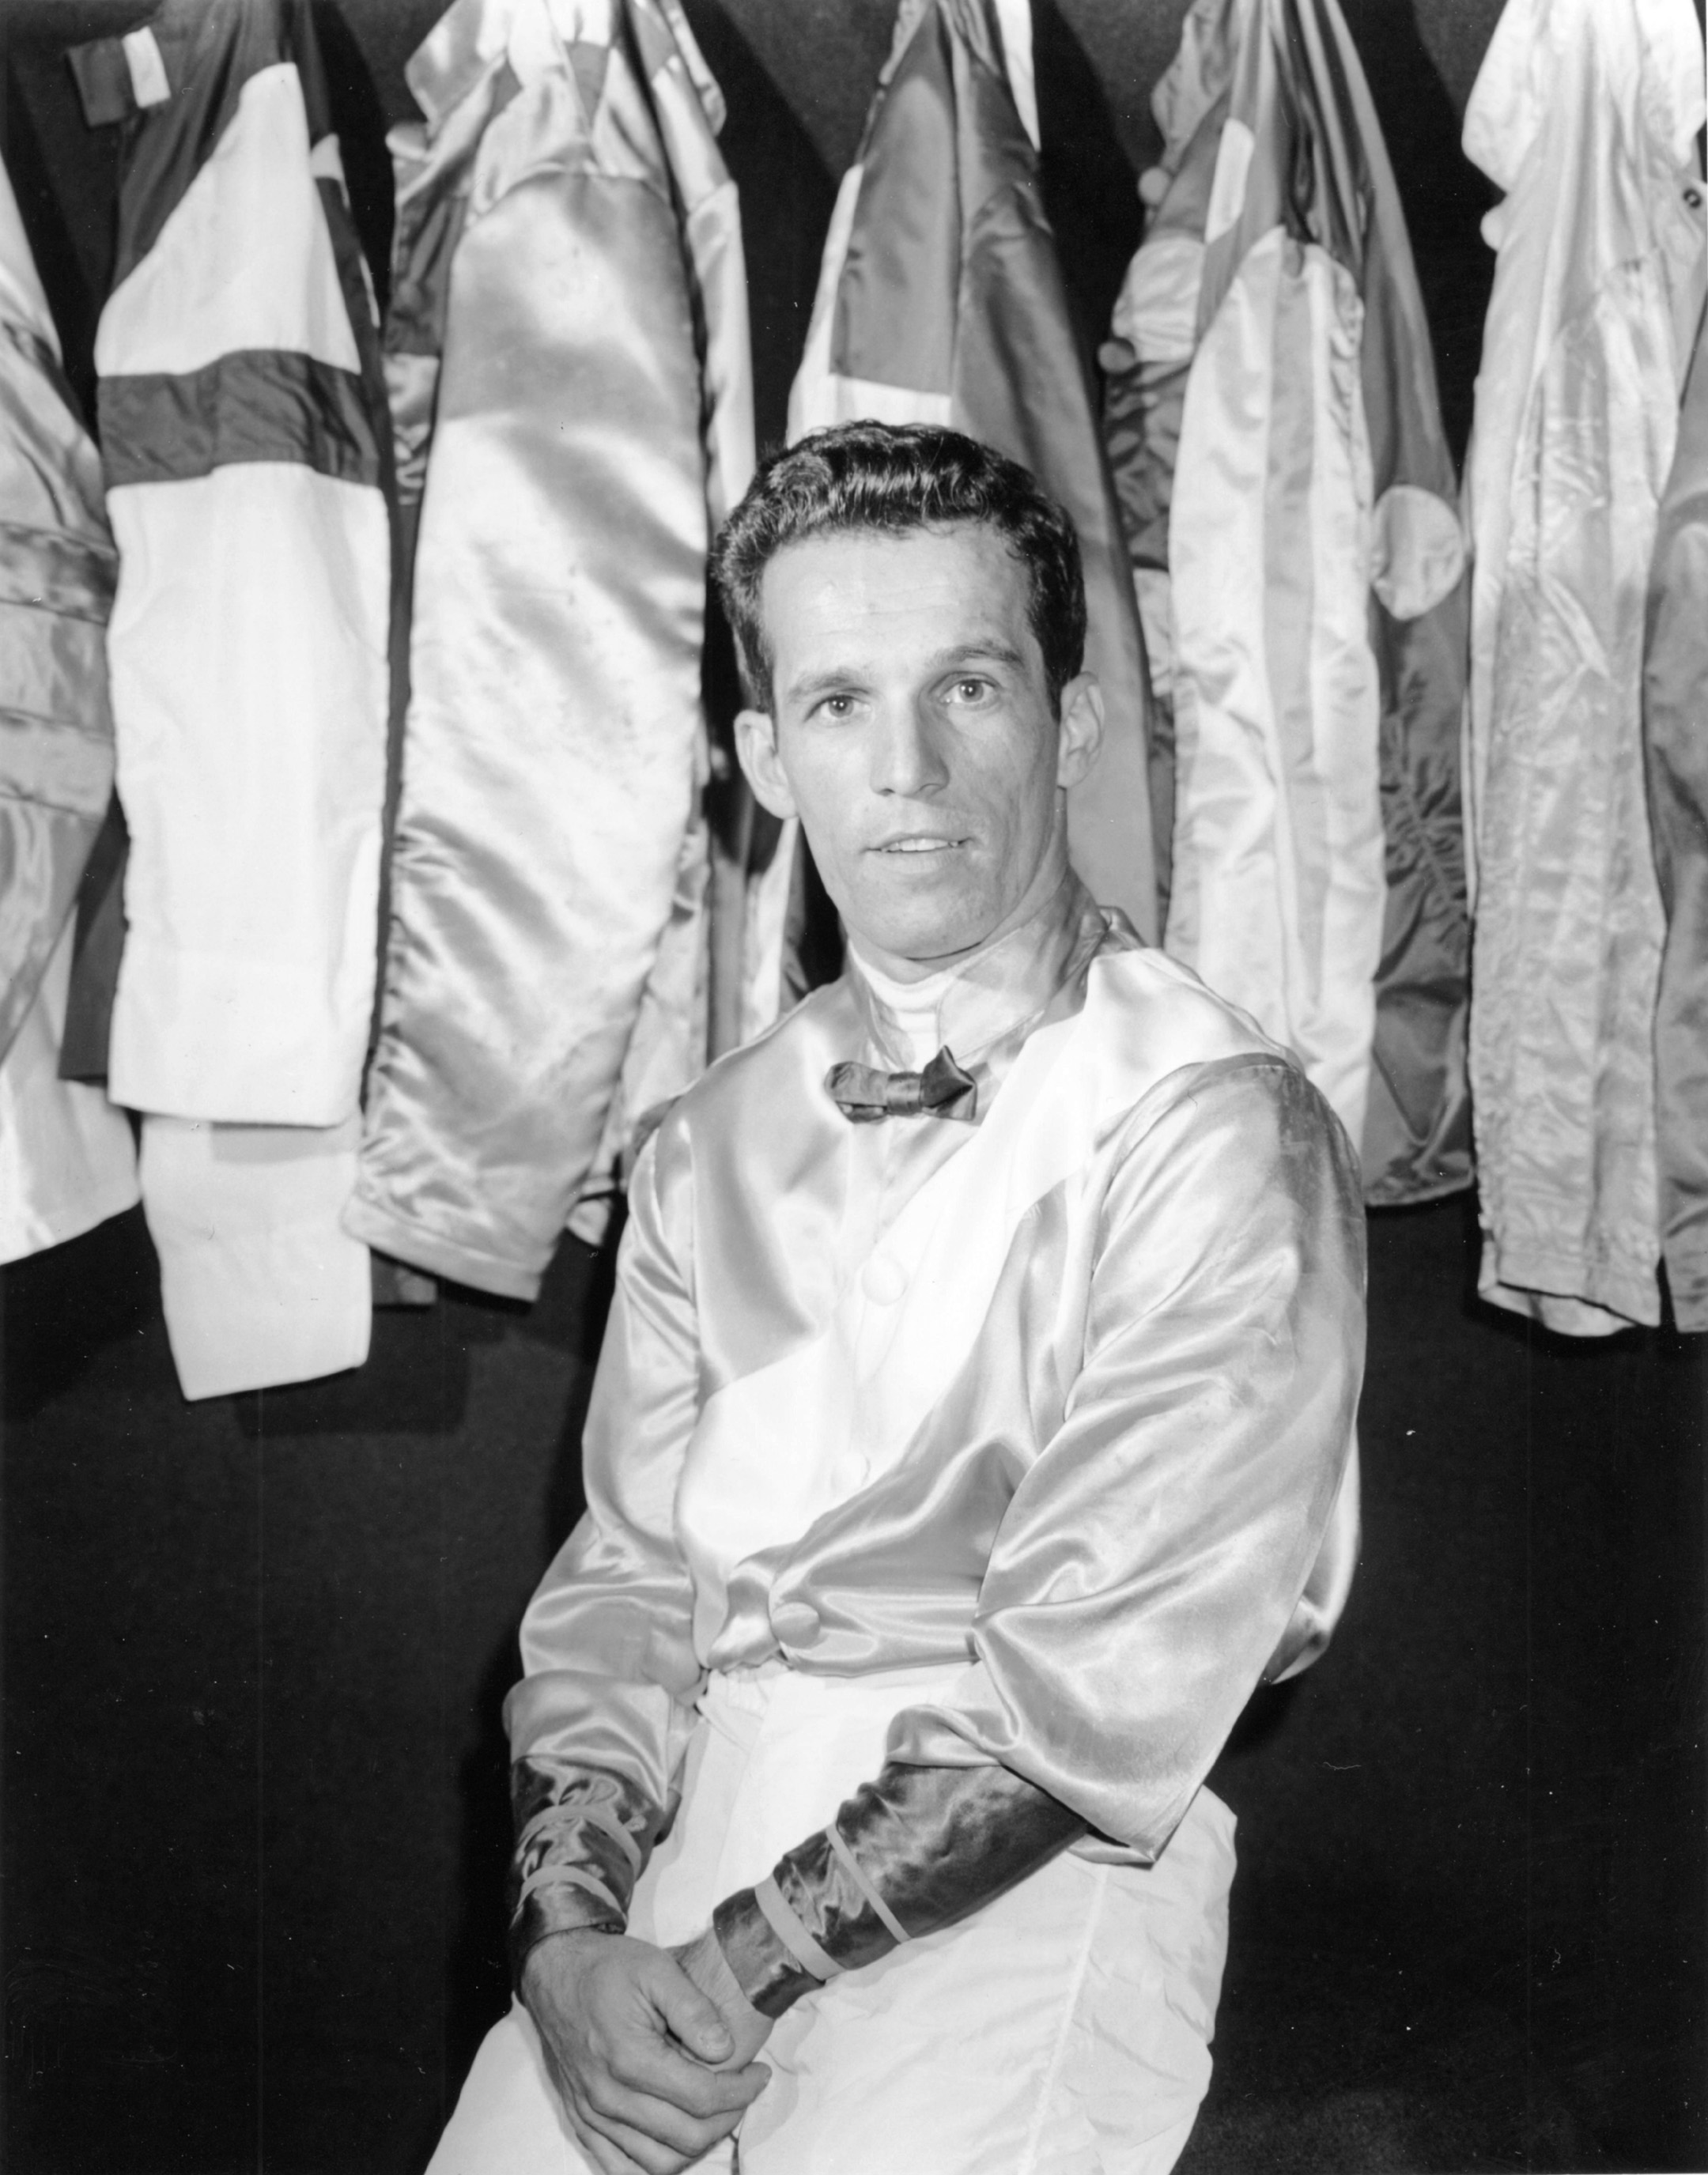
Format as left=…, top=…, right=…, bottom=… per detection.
left=784, top=640, right=1028, bottom=704
left=784, top=663, right=874, bottom=704
left=935, top=640, right=1028, bottom=671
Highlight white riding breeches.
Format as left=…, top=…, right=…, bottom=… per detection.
left=426, top=1665, right=1235, bottom=2175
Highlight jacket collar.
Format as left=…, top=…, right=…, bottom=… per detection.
left=842, top=868, right=1110, bottom=1085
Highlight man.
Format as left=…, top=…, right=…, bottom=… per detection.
left=429, top=423, right=1364, bottom=2175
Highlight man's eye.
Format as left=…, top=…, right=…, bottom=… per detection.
left=818, top=694, right=857, bottom=720
left=948, top=677, right=992, bottom=704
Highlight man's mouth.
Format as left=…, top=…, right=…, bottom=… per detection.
left=874, top=834, right=967, bottom=855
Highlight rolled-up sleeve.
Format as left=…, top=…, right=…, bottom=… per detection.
left=502, top=1115, right=705, bottom=1977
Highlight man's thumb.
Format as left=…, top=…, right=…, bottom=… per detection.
left=657, top=1963, right=733, bottom=2063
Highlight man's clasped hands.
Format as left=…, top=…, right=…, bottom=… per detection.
left=522, top=1927, right=775, bottom=2175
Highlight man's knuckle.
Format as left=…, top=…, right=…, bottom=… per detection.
left=584, top=2075, right=622, bottom=2119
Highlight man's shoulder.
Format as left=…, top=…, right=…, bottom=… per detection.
left=652, top=978, right=856, bottom=1161
left=1080, top=943, right=1357, bottom=1194
left=1084, top=941, right=1292, bottom=1090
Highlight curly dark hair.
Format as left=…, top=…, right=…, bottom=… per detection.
left=712, top=421, right=1087, bottom=715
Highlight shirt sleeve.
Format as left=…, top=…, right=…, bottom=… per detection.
left=503, top=1116, right=705, bottom=1981
left=713, top=1054, right=1365, bottom=2011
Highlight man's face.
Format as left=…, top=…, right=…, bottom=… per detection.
left=735, top=523, right=1102, bottom=977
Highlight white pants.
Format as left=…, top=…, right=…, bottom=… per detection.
left=429, top=1667, right=1235, bottom=2175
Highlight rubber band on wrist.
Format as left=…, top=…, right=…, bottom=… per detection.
left=753, top=1874, right=843, bottom=1982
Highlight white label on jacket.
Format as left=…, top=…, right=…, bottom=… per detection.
left=1204, top=119, right=1254, bottom=246
left=122, top=28, right=171, bottom=109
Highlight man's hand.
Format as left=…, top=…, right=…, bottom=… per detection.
left=669, top=1928, right=775, bottom=2071
left=521, top=1929, right=769, bottom=2175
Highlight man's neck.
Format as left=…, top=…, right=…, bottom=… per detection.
left=845, top=865, right=1101, bottom=1074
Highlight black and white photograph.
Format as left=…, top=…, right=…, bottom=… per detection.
left=1, top=0, right=1704, bottom=2169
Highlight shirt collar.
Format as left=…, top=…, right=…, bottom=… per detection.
left=843, top=869, right=1110, bottom=1081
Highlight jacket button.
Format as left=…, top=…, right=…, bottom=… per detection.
left=772, top=1599, right=821, bottom=1648
left=861, top=1254, right=906, bottom=1305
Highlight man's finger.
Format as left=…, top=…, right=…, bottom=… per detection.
left=576, top=2092, right=704, bottom=2175
left=611, top=2030, right=769, bottom=2120
left=564, top=2101, right=649, bottom=2175
left=647, top=1957, right=734, bottom=2066
left=584, top=2067, right=748, bottom=2162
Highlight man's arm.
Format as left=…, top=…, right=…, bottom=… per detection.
left=504, top=1120, right=769, bottom=2171
left=703, top=1054, right=1366, bottom=2013
left=504, top=1112, right=705, bottom=1965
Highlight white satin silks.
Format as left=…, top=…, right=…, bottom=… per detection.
left=441, top=885, right=1357, bottom=2170
left=1462, top=0, right=1707, bottom=1334
left=508, top=888, right=1362, bottom=1866
left=346, top=0, right=764, bottom=1297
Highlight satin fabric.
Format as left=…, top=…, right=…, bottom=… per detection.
left=0, top=149, right=136, bottom=1260
left=1463, top=0, right=1706, bottom=1334
left=0, top=153, right=118, bottom=1062
left=507, top=876, right=1363, bottom=1964
left=721, top=1753, right=1086, bottom=2013
left=77, top=4, right=388, bottom=1393
left=434, top=1666, right=1234, bottom=2175
left=1169, top=221, right=1385, bottom=1152
left=1644, top=284, right=1708, bottom=1331
left=348, top=0, right=755, bottom=1297
left=96, top=40, right=389, bottom=1127
left=787, top=0, right=1162, bottom=946
left=0, top=920, right=138, bottom=1267
left=1110, top=0, right=1471, bottom=1203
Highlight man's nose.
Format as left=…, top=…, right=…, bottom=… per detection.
left=870, top=700, right=950, bottom=796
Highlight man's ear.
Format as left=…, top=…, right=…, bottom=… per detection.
left=735, top=708, right=798, bottom=819
left=1055, top=672, right=1104, bottom=791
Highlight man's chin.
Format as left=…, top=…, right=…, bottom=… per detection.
left=848, top=907, right=996, bottom=969
left=838, top=859, right=1009, bottom=965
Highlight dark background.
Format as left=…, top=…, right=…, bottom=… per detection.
left=2, top=2, right=1704, bottom=2169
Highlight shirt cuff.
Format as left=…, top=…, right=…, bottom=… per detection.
left=506, top=1762, right=663, bottom=1986
left=712, top=1760, right=1084, bottom=2016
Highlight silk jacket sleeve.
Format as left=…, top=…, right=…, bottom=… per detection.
left=714, top=1055, right=1365, bottom=2011
left=503, top=1120, right=705, bottom=1977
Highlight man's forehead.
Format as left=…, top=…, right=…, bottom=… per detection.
left=760, top=521, right=1034, bottom=659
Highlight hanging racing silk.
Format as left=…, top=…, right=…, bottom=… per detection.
left=1102, top=0, right=1471, bottom=1194
left=1643, top=210, right=1708, bottom=1334
left=77, top=0, right=391, bottom=1128
left=787, top=0, right=1161, bottom=946
left=72, top=0, right=389, bottom=1390
left=346, top=0, right=755, bottom=1299
left=0, top=147, right=119, bottom=1059
left=1464, top=0, right=1706, bottom=1335
left=0, top=147, right=138, bottom=1263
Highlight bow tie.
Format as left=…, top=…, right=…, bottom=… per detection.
left=825, top=1047, right=977, bottom=1123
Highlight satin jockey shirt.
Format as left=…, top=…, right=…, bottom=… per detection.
left=1462, top=0, right=1706, bottom=1335
left=787, top=0, right=1163, bottom=951
left=346, top=0, right=765, bottom=1297
left=1099, top=0, right=1472, bottom=1211
left=0, top=148, right=138, bottom=1265
left=504, top=874, right=1365, bottom=2009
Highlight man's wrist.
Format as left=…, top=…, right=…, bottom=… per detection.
left=508, top=1891, right=626, bottom=1993
left=520, top=1920, right=621, bottom=1982
left=711, top=1888, right=826, bottom=2018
